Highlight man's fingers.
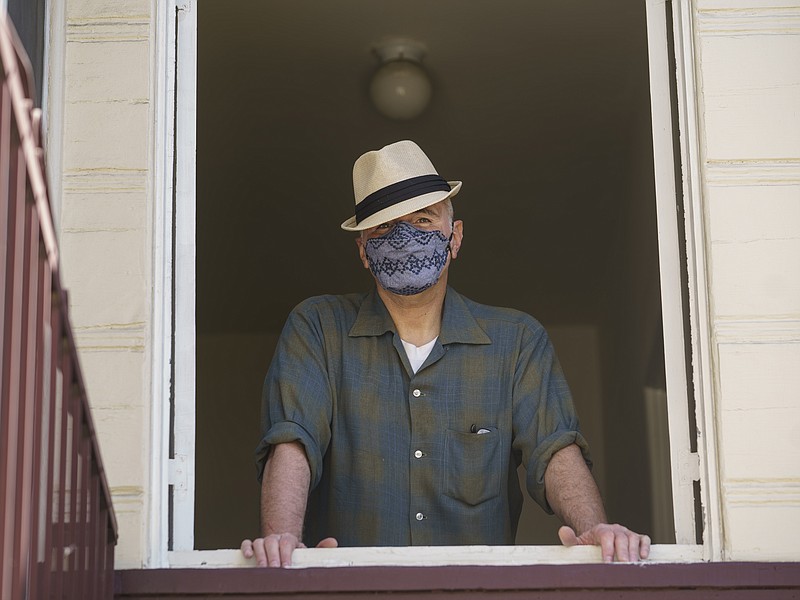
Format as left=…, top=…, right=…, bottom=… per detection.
left=247, top=533, right=337, bottom=567
left=599, top=529, right=615, bottom=563
left=640, top=535, right=652, bottom=559
left=264, top=535, right=282, bottom=568
left=278, top=534, right=299, bottom=567
left=557, top=525, right=579, bottom=547
left=251, top=538, right=268, bottom=567
left=614, top=529, right=630, bottom=562
left=560, top=524, right=650, bottom=563
left=627, top=532, right=640, bottom=562
left=240, top=539, right=253, bottom=559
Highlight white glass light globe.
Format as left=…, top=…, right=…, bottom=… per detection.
left=369, top=60, right=432, bottom=120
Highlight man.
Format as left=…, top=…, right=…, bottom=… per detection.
left=242, top=140, right=650, bottom=568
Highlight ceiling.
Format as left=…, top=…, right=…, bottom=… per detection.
left=196, top=0, right=655, bottom=334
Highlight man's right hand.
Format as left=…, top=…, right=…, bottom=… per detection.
left=241, top=534, right=338, bottom=568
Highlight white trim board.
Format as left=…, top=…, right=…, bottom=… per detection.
left=168, top=545, right=705, bottom=569
left=170, top=0, right=198, bottom=552
left=43, top=0, right=67, bottom=231
left=149, top=0, right=199, bottom=560
left=669, top=0, right=724, bottom=560
left=644, top=0, right=701, bottom=546
left=147, top=0, right=178, bottom=568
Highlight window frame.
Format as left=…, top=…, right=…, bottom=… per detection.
left=149, top=0, right=722, bottom=566
left=657, top=0, right=723, bottom=558
left=150, top=0, right=198, bottom=566
left=644, top=0, right=722, bottom=553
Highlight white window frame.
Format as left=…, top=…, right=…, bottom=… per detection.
left=658, top=0, right=723, bottom=558
left=644, top=0, right=721, bottom=556
left=42, top=0, right=67, bottom=228
left=150, top=0, right=197, bottom=566
left=149, top=0, right=722, bottom=566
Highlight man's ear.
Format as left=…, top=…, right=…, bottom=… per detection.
left=355, top=236, right=370, bottom=269
left=449, top=220, right=464, bottom=259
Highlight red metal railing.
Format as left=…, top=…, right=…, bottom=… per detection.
left=0, top=14, right=117, bottom=600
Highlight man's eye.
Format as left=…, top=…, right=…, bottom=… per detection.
left=377, top=223, right=391, bottom=229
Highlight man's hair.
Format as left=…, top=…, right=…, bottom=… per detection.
left=444, top=198, right=454, bottom=224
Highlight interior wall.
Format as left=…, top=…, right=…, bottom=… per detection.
left=515, top=325, right=606, bottom=545
left=596, top=60, right=672, bottom=540
left=195, top=332, right=279, bottom=549
left=195, top=0, right=651, bottom=333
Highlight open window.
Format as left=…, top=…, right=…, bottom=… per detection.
left=152, top=0, right=719, bottom=565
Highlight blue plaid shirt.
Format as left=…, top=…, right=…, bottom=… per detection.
left=256, top=287, right=590, bottom=547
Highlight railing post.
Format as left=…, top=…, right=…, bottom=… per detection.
left=50, top=295, right=67, bottom=599
left=0, top=82, right=9, bottom=389
left=38, top=274, right=55, bottom=600
left=27, top=248, right=50, bottom=600
left=14, top=176, right=39, bottom=600
left=1, top=122, right=25, bottom=600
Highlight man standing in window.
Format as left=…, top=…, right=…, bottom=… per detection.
left=242, top=140, right=650, bottom=567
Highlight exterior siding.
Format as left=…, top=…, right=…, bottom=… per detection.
left=693, top=0, right=800, bottom=560
left=55, top=0, right=154, bottom=568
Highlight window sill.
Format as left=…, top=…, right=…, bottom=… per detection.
left=167, top=544, right=704, bottom=569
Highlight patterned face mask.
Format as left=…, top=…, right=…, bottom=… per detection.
left=364, top=221, right=452, bottom=296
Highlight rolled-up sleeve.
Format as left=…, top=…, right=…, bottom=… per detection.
left=512, top=322, right=592, bottom=513
left=255, top=301, right=333, bottom=491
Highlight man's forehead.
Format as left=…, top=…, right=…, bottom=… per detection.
left=397, top=204, right=445, bottom=219
left=408, top=206, right=437, bottom=217
left=360, top=201, right=451, bottom=235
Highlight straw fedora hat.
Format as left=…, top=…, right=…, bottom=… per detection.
left=341, top=140, right=461, bottom=231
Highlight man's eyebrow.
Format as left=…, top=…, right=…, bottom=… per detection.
left=413, top=207, right=436, bottom=216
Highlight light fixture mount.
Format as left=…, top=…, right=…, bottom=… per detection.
left=369, top=38, right=432, bottom=120
left=372, top=39, right=428, bottom=64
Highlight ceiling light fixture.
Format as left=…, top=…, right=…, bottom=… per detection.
left=369, top=39, right=432, bottom=120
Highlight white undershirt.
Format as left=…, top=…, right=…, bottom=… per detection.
left=401, top=337, right=438, bottom=373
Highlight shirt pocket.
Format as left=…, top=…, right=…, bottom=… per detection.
left=444, top=428, right=502, bottom=506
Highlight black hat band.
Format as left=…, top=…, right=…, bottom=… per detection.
left=355, top=174, right=451, bottom=225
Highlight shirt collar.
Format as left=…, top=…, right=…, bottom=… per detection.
left=349, top=287, right=491, bottom=346
left=348, top=288, right=396, bottom=337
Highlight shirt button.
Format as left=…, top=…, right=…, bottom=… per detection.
left=415, top=512, right=424, bottom=521
left=412, top=389, right=421, bottom=397
left=414, top=450, right=423, bottom=459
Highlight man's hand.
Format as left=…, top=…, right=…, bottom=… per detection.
left=544, top=445, right=651, bottom=562
left=241, top=534, right=338, bottom=568
left=245, top=442, right=329, bottom=567
left=558, top=524, right=651, bottom=563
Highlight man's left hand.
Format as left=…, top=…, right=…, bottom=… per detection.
left=558, top=524, right=651, bottom=563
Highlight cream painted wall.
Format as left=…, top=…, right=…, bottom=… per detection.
left=692, top=0, right=800, bottom=560
left=54, top=0, right=153, bottom=568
